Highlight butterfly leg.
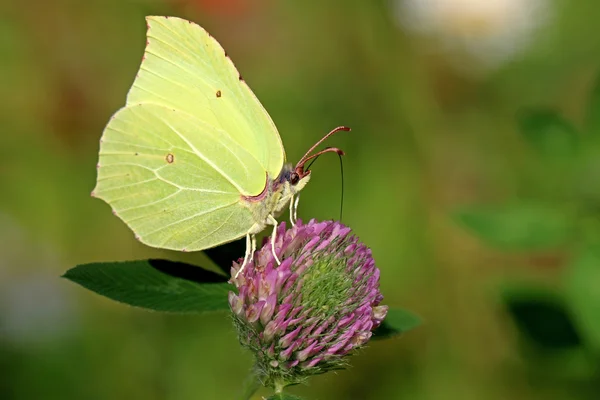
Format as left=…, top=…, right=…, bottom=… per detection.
left=267, top=215, right=281, bottom=265
left=293, top=194, right=300, bottom=223
left=250, top=233, right=257, bottom=263
left=289, top=195, right=296, bottom=226
left=235, top=233, right=253, bottom=278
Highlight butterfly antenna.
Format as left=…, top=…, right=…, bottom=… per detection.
left=305, top=154, right=320, bottom=171
left=296, top=126, right=351, bottom=169
left=338, top=152, right=344, bottom=222
left=303, top=148, right=345, bottom=222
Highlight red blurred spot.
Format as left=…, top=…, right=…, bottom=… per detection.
left=172, top=0, right=254, bottom=16
left=526, top=251, right=568, bottom=271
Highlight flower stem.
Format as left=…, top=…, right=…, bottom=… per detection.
left=273, top=378, right=286, bottom=394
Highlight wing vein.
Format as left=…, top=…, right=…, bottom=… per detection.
left=117, top=189, right=182, bottom=213
left=142, top=200, right=238, bottom=241
left=98, top=177, right=158, bottom=191
left=102, top=162, right=232, bottom=194
left=185, top=207, right=238, bottom=249
left=159, top=117, right=246, bottom=193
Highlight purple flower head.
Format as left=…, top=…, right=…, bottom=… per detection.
left=228, top=219, right=388, bottom=388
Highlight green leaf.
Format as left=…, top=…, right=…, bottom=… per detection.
left=517, top=108, right=579, bottom=159
left=454, top=202, right=573, bottom=251
left=63, top=259, right=232, bottom=313
left=265, top=394, right=304, bottom=400
left=500, top=283, right=581, bottom=350
left=372, top=307, right=421, bottom=340
left=585, top=73, right=600, bottom=135
left=564, top=245, right=600, bottom=354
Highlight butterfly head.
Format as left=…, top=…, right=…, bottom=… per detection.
left=277, top=164, right=311, bottom=195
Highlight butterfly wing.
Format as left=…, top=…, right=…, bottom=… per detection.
left=128, top=16, right=285, bottom=178
left=93, top=16, right=285, bottom=251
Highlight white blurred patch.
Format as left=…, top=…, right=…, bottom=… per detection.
left=0, top=213, right=77, bottom=344
left=394, top=0, right=552, bottom=69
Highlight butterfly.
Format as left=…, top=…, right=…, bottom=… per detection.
left=92, top=16, right=348, bottom=276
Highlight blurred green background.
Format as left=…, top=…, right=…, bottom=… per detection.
left=2, top=0, right=600, bottom=399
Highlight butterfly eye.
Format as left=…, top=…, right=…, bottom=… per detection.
left=290, top=172, right=300, bottom=185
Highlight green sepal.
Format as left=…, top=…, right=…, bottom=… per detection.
left=239, top=372, right=261, bottom=400
left=265, top=394, right=304, bottom=400
left=372, top=307, right=421, bottom=340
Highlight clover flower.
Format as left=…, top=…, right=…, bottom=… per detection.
left=228, top=219, right=388, bottom=389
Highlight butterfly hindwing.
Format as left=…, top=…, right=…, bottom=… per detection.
left=94, top=103, right=257, bottom=251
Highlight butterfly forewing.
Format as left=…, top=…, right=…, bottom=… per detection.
left=127, top=16, right=285, bottom=181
